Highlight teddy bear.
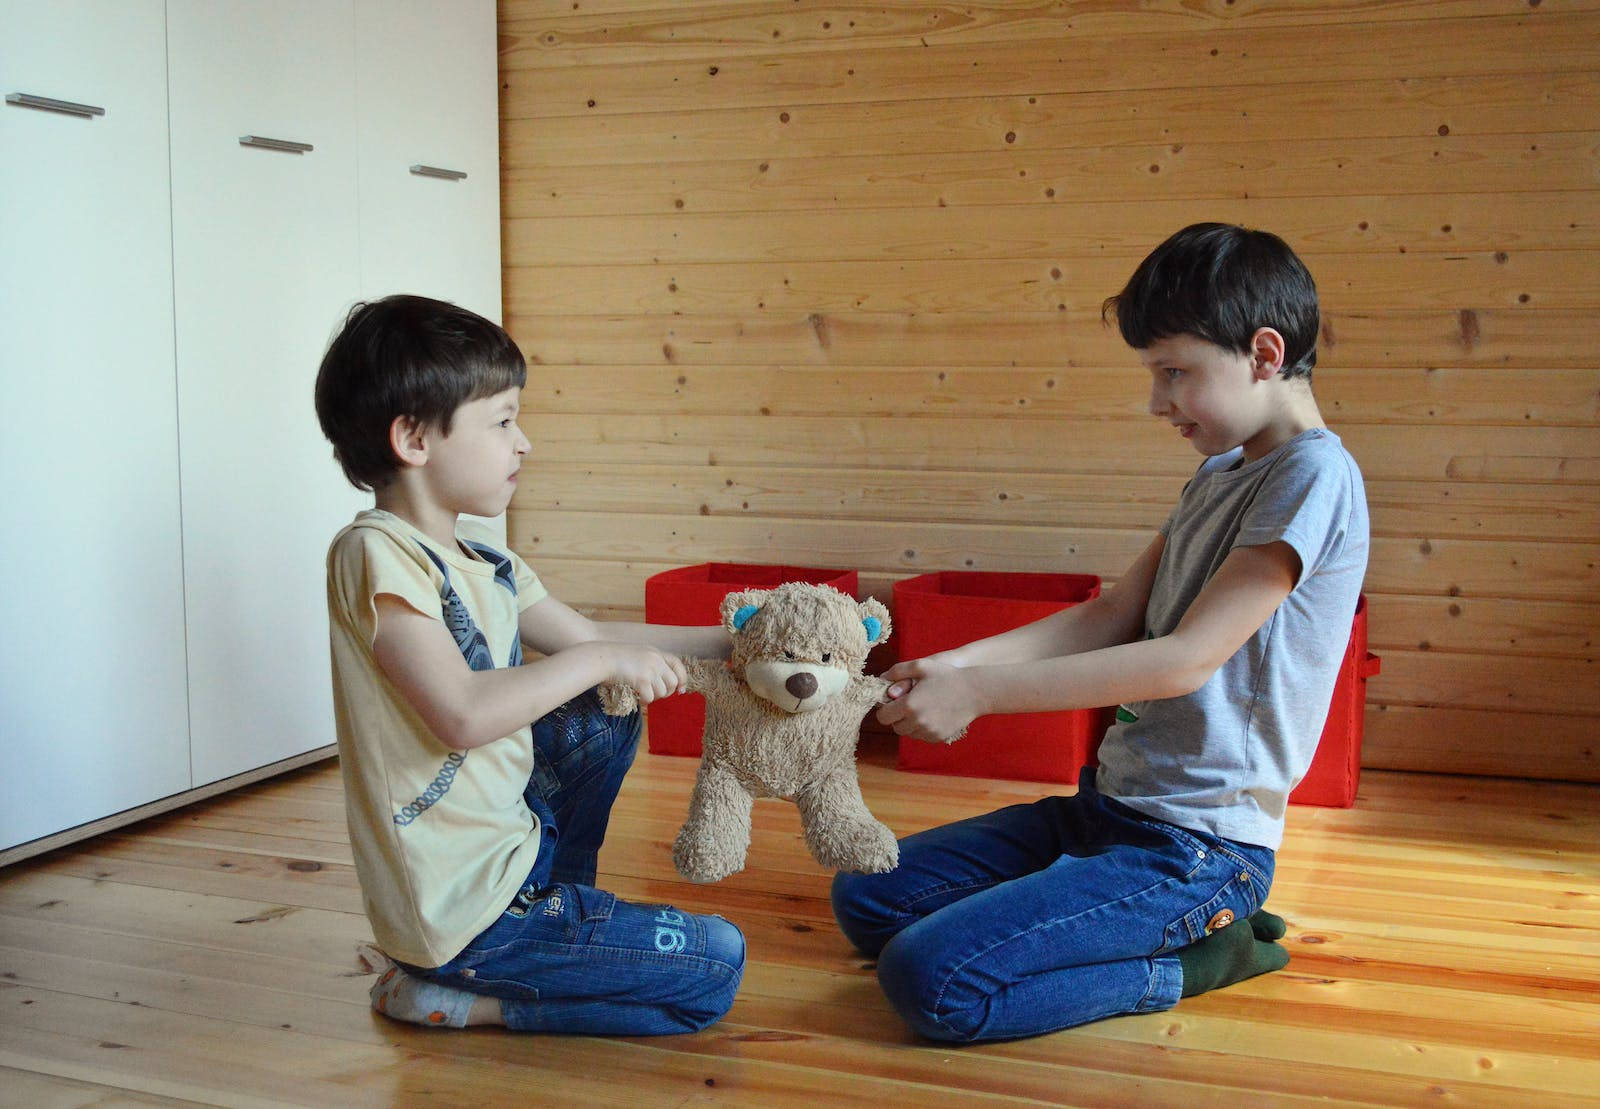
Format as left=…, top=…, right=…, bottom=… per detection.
left=601, top=582, right=898, bottom=883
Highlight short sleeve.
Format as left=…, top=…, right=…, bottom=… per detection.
left=508, top=547, right=548, bottom=612
left=1233, top=439, right=1357, bottom=583
left=328, top=526, right=446, bottom=647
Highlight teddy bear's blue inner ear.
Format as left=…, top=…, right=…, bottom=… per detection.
left=733, top=604, right=761, bottom=631
left=862, top=615, right=883, bottom=644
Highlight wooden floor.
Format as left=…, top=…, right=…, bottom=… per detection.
left=3, top=741, right=1598, bottom=1108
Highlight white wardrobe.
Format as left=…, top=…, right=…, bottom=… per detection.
left=1, top=0, right=502, bottom=860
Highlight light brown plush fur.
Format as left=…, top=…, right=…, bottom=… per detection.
left=602, top=582, right=897, bottom=883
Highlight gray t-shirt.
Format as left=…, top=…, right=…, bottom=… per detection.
left=1095, top=428, right=1370, bottom=850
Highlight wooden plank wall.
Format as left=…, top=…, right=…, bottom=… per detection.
left=497, top=1, right=1600, bottom=783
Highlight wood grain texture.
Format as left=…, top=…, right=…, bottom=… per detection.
left=503, top=73, right=1600, bottom=167
left=500, top=11, right=1600, bottom=116
left=502, top=196, right=1599, bottom=264
left=505, top=133, right=1600, bottom=218
left=1, top=758, right=1597, bottom=1105
left=499, top=0, right=1600, bottom=781
left=520, top=364, right=1600, bottom=426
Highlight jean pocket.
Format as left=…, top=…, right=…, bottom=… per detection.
left=510, top=883, right=615, bottom=940
left=529, top=693, right=622, bottom=796
left=572, top=885, right=617, bottom=923
left=438, top=926, right=545, bottom=1001
left=1157, top=865, right=1265, bottom=952
left=453, top=956, right=542, bottom=1002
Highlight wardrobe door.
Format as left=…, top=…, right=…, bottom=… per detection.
left=355, top=0, right=505, bottom=542
left=354, top=0, right=502, bottom=321
left=167, top=0, right=366, bottom=787
left=0, top=0, right=192, bottom=852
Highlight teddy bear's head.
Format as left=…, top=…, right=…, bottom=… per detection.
left=719, top=582, right=890, bottom=714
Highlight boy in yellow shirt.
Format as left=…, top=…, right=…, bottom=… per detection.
left=316, top=295, right=742, bottom=1033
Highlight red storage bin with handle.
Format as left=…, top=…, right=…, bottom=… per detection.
left=893, top=571, right=1107, bottom=783
left=643, top=562, right=860, bottom=756
left=1290, top=594, right=1382, bottom=808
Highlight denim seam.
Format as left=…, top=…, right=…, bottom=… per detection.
left=1136, top=956, right=1159, bottom=1010
left=465, top=956, right=741, bottom=1003
left=1137, top=954, right=1182, bottom=1013
left=1210, top=842, right=1273, bottom=890
left=466, top=944, right=739, bottom=985
left=894, top=877, right=999, bottom=920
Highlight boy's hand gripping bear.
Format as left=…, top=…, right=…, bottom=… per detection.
left=601, top=582, right=898, bottom=883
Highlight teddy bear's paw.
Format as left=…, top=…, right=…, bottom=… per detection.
left=852, top=821, right=901, bottom=873
left=673, top=826, right=746, bottom=884
left=596, top=682, right=637, bottom=717
left=811, top=818, right=899, bottom=875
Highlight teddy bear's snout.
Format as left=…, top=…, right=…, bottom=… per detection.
left=785, top=672, right=819, bottom=700
left=744, top=659, right=850, bottom=713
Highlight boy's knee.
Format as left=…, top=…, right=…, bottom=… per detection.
left=830, top=871, right=893, bottom=957
left=700, top=912, right=746, bottom=976
left=675, top=913, right=745, bottom=1031
left=876, top=934, right=984, bottom=1043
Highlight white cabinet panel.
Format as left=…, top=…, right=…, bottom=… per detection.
left=355, top=0, right=502, bottom=323
left=0, top=0, right=191, bottom=847
left=167, top=0, right=367, bottom=787
left=2, top=1, right=504, bottom=857
left=356, top=0, right=505, bottom=545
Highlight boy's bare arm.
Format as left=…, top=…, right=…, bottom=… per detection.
left=880, top=540, right=1300, bottom=743
left=516, top=596, right=731, bottom=660
left=373, top=595, right=685, bottom=750
left=938, top=535, right=1165, bottom=669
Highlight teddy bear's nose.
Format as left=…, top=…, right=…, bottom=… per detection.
left=785, top=672, right=819, bottom=700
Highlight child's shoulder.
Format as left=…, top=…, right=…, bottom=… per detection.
left=1240, top=428, right=1361, bottom=486
left=1275, top=429, right=1364, bottom=490
left=1285, top=427, right=1354, bottom=462
left=330, top=508, right=412, bottom=559
left=327, top=510, right=441, bottom=585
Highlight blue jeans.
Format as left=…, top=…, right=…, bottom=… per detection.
left=403, top=690, right=745, bottom=1035
left=830, top=769, right=1274, bottom=1042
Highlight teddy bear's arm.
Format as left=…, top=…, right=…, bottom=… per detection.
left=680, top=655, right=736, bottom=697
left=601, top=657, right=732, bottom=716
left=848, top=674, right=891, bottom=713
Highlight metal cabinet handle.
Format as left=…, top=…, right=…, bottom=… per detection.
left=7, top=92, right=105, bottom=118
left=410, top=164, right=467, bottom=181
left=239, top=135, right=313, bottom=154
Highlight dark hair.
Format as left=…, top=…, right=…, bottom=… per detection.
left=314, top=295, right=526, bottom=491
left=1102, top=223, right=1320, bottom=380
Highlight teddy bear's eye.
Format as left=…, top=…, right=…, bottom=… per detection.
left=822, top=652, right=831, bottom=662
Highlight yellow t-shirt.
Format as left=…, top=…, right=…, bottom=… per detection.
left=325, top=509, right=549, bottom=966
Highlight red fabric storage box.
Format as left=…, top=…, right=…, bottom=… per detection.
left=893, top=571, right=1105, bottom=783
left=643, top=562, right=860, bottom=756
left=1290, top=594, right=1381, bottom=808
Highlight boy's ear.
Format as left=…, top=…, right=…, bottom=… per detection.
left=388, top=414, right=430, bottom=468
left=1249, top=327, right=1287, bottom=380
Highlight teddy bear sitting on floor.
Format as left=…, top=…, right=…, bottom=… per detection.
left=602, top=582, right=898, bottom=883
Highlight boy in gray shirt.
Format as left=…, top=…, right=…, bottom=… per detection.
left=834, top=223, right=1370, bottom=1042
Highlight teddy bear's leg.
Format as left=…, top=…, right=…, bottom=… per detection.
left=673, top=761, right=754, bottom=884
left=794, top=768, right=899, bottom=875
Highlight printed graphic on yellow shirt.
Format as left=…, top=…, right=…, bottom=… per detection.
left=394, top=538, right=523, bottom=828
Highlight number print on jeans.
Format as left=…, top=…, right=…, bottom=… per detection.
left=654, top=908, right=688, bottom=953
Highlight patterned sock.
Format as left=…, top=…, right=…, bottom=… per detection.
left=1248, top=907, right=1287, bottom=942
left=1176, top=917, right=1290, bottom=998
left=369, top=962, right=478, bottom=1028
